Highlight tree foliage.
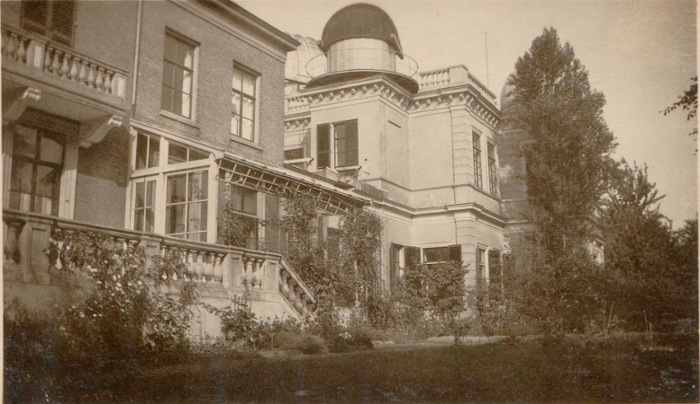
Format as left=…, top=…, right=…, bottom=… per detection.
left=663, top=76, right=698, bottom=141
left=509, top=27, right=616, bottom=250
left=503, top=28, right=617, bottom=331
left=601, top=161, right=697, bottom=331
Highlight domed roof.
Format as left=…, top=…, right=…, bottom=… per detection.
left=321, top=3, right=402, bottom=53
left=500, top=73, right=517, bottom=112
left=285, top=34, right=325, bottom=83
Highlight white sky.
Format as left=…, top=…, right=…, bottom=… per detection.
left=237, top=0, right=698, bottom=227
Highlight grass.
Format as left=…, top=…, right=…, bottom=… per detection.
left=99, top=334, right=698, bottom=403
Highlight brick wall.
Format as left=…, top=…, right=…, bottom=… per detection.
left=133, top=1, right=287, bottom=167
left=74, top=126, right=130, bottom=228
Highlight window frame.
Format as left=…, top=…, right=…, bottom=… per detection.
left=164, top=169, right=209, bottom=241
left=21, top=0, right=76, bottom=47
left=473, top=130, right=483, bottom=189
left=161, top=31, right=198, bottom=120
left=8, top=125, right=65, bottom=216
left=127, top=127, right=217, bottom=242
left=230, top=64, right=260, bottom=143
left=316, top=120, right=359, bottom=171
left=487, top=141, right=498, bottom=196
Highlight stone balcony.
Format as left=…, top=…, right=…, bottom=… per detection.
left=418, top=65, right=496, bottom=104
left=1, top=25, right=129, bottom=123
left=3, top=209, right=316, bottom=336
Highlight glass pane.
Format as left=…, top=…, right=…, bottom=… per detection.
left=172, top=91, right=183, bottom=116
left=161, top=86, right=173, bottom=112
left=14, top=126, right=36, bottom=157
left=187, top=232, right=207, bottom=242
left=136, top=133, right=148, bottom=169
left=232, top=92, right=241, bottom=114
left=164, top=35, right=178, bottom=62
left=242, top=73, right=255, bottom=96
left=167, top=174, right=187, bottom=204
left=34, top=195, right=54, bottom=215
left=242, top=97, right=254, bottom=119
left=11, top=160, right=33, bottom=193
left=146, top=180, right=156, bottom=207
left=424, top=247, right=449, bottom=263
left=187, top=201, right=208, bottom=232
left=40, top=135, right=63, bottom=164
left=177, top=42, right=194, bottom=68
left=166, top=204, right=186, bottom=234
left=162, top=61, right=175, bottom=86
left=168, top=143, right=188, bottom=165
left=232, top=68, right=242, bottom=91
left=188, top=171, right=208, bottom=201
left=173, top=67, right=184, bottom=92
left=35, top=165, right=59, bottom=198
left=189, top=149, right=208, bottom=162
left=241, top=118, right=254, bottom=141
left=242, top=189, right=256, bottom=215
left=231, top=115, right=240, bottom=136
left=135, top=181, right=145, bottom=208
left=145, top=208, right=155, bottom=232
left=181, top=93, right=191, bottom=118
left=336, top=152, right=346, bottom=167
left=148, top=137, right=160, bottom=168
left=182, top=70, right=192, bottom=95
left=334, top=123, right=345, bottom=140
left=134, top=209, right=144, bottom=231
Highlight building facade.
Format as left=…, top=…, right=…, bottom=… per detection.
left=283, top=4, right=508, bottom=292
left=2, top=0, right=372, bottom=338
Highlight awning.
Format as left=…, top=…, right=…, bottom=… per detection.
left=216, top=153, right=369, bottom=216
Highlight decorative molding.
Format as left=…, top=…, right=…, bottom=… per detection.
left=284, top=117, right=310, bottom=131
left=79, top=115, right=122, bottom=148
left=3, top=87, right=42, bottom=124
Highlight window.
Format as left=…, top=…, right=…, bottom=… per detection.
left=476, top=247, right=487, bottom=290
left=165, top=170, right=208, bottom=241
left=317, top=120, right=358, bottom=169
left=162, top=33, right=195, bottom=118
left=136, top=133, right=160, bottom=169
left=488, top=142, right=498, bottom=196
left=167, top=142, right=208, bottom=165
left=423, top=245, right=462, bottom=265
left=129, top=129, right=213, bottom=241
left=284, top=148, right=305, bottom=161
left=9, top=125, right=64, bottom=216
left=473, top=131, right=482, bottom=188
left=133, top=179, right=156, bottom=232
left=231, top=67, right=257, bottom=141
left=220, top=185, right=260, bottom=249
left=21, top=0, right=75, bottom=47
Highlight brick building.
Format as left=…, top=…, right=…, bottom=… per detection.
left=2, top=0, right=370, bottom=337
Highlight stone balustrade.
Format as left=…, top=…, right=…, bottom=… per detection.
left=3, top=209, right=315, bottom=319
left=418, top=65, right=496, bottom=103
left=160, top=239, right=228, bottom=285
left=278, top=258, right=315, bottom=317
left=1, top=25, right=127, bottom=99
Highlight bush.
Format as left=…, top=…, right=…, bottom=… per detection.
left=296, top=334, right=328, bottom=354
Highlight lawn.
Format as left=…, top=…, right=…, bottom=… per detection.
left=100, top=335, right=698, bottom=403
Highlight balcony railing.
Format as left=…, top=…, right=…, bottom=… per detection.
left=418, top=65, right=496, bottom=103
left=305, top=48, right=419, bottom=79
left=3, top=209, right=315, bottom=319
left=1, top=25, right=127, bottom=99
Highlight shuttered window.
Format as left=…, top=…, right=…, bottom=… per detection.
left=317, top=123, right=331, bottom=169
left=21, top=0, right=76, bottom=47
left=316, top=120, right=359, bottom=170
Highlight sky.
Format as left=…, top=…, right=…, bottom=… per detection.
left=237, top=0, right=698, bottom=227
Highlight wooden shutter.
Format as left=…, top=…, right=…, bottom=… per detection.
left=345, top=120, right=359, bottom=166
left=448, top=244, right=462, bottom=263
left=50, top=0, right=76, bottom=46
left=404, top=246, right=421, bottom=267
left=390, top=243, right=402, bottom=291
left=317, top=123, right=331, bottom=169
left=21, top=0, right=50, bottom=35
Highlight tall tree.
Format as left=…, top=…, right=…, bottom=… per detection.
left=509, top=27, right=617, bottom=253
left=504, top=28, right=616, bottom=331
left=663, top=76, right=698, bottom=142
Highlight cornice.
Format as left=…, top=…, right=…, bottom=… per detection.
left=287, top=75, right=501, bottom=127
